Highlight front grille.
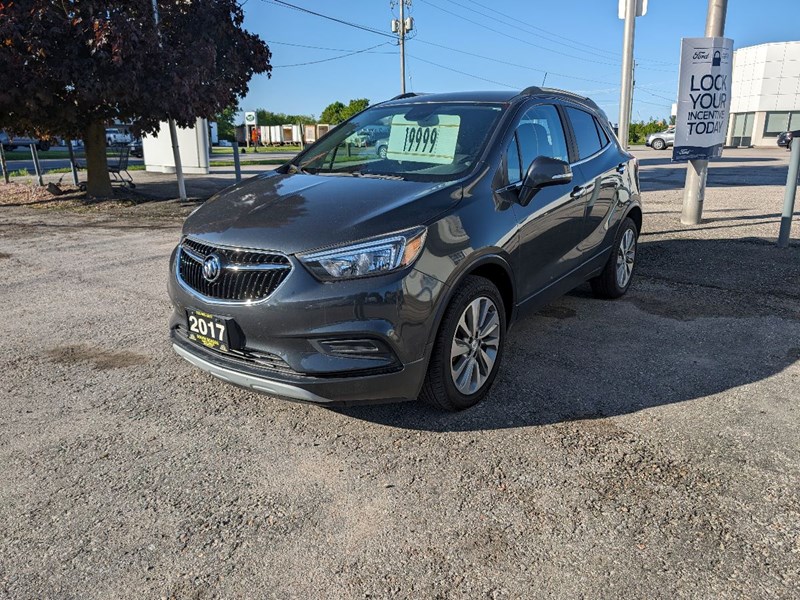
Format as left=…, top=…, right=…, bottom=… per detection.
left=178, top=237, right=292, bottom=302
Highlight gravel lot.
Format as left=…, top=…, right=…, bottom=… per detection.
left=1, top=148, right=798, bottom=599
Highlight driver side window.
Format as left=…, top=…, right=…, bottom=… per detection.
left=506, top=104, right=569, bottom=183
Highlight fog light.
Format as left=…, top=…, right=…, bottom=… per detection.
left=316, top=339, right=387, bottom=357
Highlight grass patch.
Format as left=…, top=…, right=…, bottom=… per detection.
left=209, top=159, right=285, bottom=167
left=212, top=145, right=301, bottom=154
left=4, top=150, right=72, bottom=160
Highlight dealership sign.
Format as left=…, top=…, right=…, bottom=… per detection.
left=672, top=37, right=734, bottom=162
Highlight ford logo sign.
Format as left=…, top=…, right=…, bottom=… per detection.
left=202, top=253, right=223, bottom=283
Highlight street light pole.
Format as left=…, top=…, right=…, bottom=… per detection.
left=151, top=0, right=188, bottom=202
left=618, top=0, right=637, bottom=150
left=681, top=0, right=728, bottom=225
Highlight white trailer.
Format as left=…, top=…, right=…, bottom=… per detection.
left=281, top=124, right=302, bottom=145
left=268, top=125, right=283, bottom=146
left=303, top=124, right=317, bottom=145
left=316, top=124, right=331, bottom=139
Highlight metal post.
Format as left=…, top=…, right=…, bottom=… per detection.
left=618, top=0, right=637, bottom=151
left=681, top=0, right=728, bottom=224
left=66, top=140, right=79, bottom=186
left=399, top=0, right=406, bottom=94
left=168, top=119, right=188, bottom=201
left=777, top=135, right=800, bottom=248
left=232, top=141, right=242, bottom=184
left=151, top=0, right=187, bottom=202
left=0, top=143, right=8, bottom=184
left=30, top=144, right=44, bottom=186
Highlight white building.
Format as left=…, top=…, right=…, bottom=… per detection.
left=726, top=41, right=800, bottom=147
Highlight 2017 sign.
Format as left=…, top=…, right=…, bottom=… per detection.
left=672, top=37, right=734, bottom=163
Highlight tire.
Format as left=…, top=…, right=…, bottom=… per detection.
left=420, top=275, right=506, bottom=411
left=37, top=141, right=50, bottom=152
left=590, top=217, right=639, bottom=299
left=651, top=138, right=666, bottom=150
left=378, top=145, right=388, bottom=159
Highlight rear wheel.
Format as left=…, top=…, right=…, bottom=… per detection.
left=378, top=145, right=388, bottom=159
left=590, top=217, right=638, bottom=299
left=420, top=276, right=506, bottom=411
left=651, top=138, right=666, bottom=150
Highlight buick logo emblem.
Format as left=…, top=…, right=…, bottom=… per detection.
left=202, top=253, right=222, bottom=282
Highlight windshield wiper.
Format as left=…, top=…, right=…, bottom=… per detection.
left=288, top=164, right=312, bottom=175
left=350, top=171, right=406, bottom=181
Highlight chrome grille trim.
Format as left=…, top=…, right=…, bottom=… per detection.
left=176, top=237, right=292, bottom=305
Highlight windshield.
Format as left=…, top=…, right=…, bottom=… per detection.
left=291, top=102, right=506, bottom=182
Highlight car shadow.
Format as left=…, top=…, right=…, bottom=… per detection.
left=334, top=237, right=800, bottom=431
left=641, top=164, right=792, bottom=191
left=637, top=155, right=782, bottom=167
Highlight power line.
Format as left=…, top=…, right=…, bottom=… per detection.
left=420, top=0, right=676, bottom=73
left=414, top=38, right=618, bottom=87
left=407, top=54, right=517, bottom=88
left=271, top=42, right=393, bottom=67
left=260, top=0, right=396, bottom=39
left=459, top=0, right=676, bottom=67
left=420, top=0, right=622, bottom=68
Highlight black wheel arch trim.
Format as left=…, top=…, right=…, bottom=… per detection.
left=422, top=251, right=516, bottom=351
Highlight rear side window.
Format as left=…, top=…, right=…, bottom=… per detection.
left=595, top=120, right=610, bottom=147
left=566, top=107, right=604, bottom=160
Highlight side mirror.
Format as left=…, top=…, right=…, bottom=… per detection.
left=518, top=156, right=573, bottom=206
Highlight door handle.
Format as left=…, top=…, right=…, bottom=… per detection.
left=616, top=162, right=627, bottom=174
left=570, top=186, right=586, bottom=199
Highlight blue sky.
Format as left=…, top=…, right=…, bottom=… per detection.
left=238, top=0, right=800, bottom=124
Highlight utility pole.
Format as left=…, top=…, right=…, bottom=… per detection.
left=618, top=0, right=637, bottom=150
left=151, top=0, right=188, bottom=202
left=392, top=1, right=413, bottom=94
left=681, top=0, right=728, bottom=225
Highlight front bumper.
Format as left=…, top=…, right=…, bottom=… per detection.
left=172, top=337, right=428, bottom=405
left=168, top=245, right=447, bottom=404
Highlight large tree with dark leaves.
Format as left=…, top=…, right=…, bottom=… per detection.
left=0, top=1, right=270, bottom=196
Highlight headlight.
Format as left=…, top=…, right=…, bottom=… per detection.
left=298, top=227, right=427, bottom=280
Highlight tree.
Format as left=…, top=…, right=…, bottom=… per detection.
left=0, top=1, right=270, bottom=196
left=215, top=104, right=240, bottom=142
left=320, top=99, right=370, bottom=125
left=629, top=118, right=668, bottom=145
left=255, top=110, right=315, bottom=126
left=320, top=101, right=347, bottom=125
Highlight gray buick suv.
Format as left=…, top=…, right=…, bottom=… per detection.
left=168, top=87, right=642, bottom=410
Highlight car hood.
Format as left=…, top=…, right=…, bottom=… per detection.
left=182, top=172, right=462, bottom=254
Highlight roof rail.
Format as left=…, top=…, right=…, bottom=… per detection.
left=390, top=92, right=427, bottom=101
left=518, top=86, right=601, bottom=112
left=519, top=86, right=544, bottom=96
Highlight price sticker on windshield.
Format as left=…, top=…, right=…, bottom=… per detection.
left=386, top=115, right=460, bottom=164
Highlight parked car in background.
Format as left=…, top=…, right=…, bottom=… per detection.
left=168, top=87, right=642, bottom=411
left=777, top=130, right=794, bottom=150
left=645, top=126, right=675, bottom=150
left=375, top=138, right=389, bottom=159
left=106, top=128, right=131, bottom=146
left=128, top=139, right=143, bottom=158
left=1, top=131, right=51, bottom=151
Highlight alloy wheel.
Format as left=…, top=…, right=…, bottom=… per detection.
left=616, top=228, right=636, bottom=288
left=450, top=296, right=501, bottom=395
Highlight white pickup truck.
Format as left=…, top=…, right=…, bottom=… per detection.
left=105, top=128, right=131, bottom=146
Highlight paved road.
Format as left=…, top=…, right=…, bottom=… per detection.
left=0, top=148, right=798, bottom=598
left=5, top=151, right=296, bottom=173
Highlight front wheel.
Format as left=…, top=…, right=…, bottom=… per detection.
left=591, top=217, right=638, bottom=299
left=420, top=276, right=506, bottom=411
left=377, top=145, right=388, bottom=159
